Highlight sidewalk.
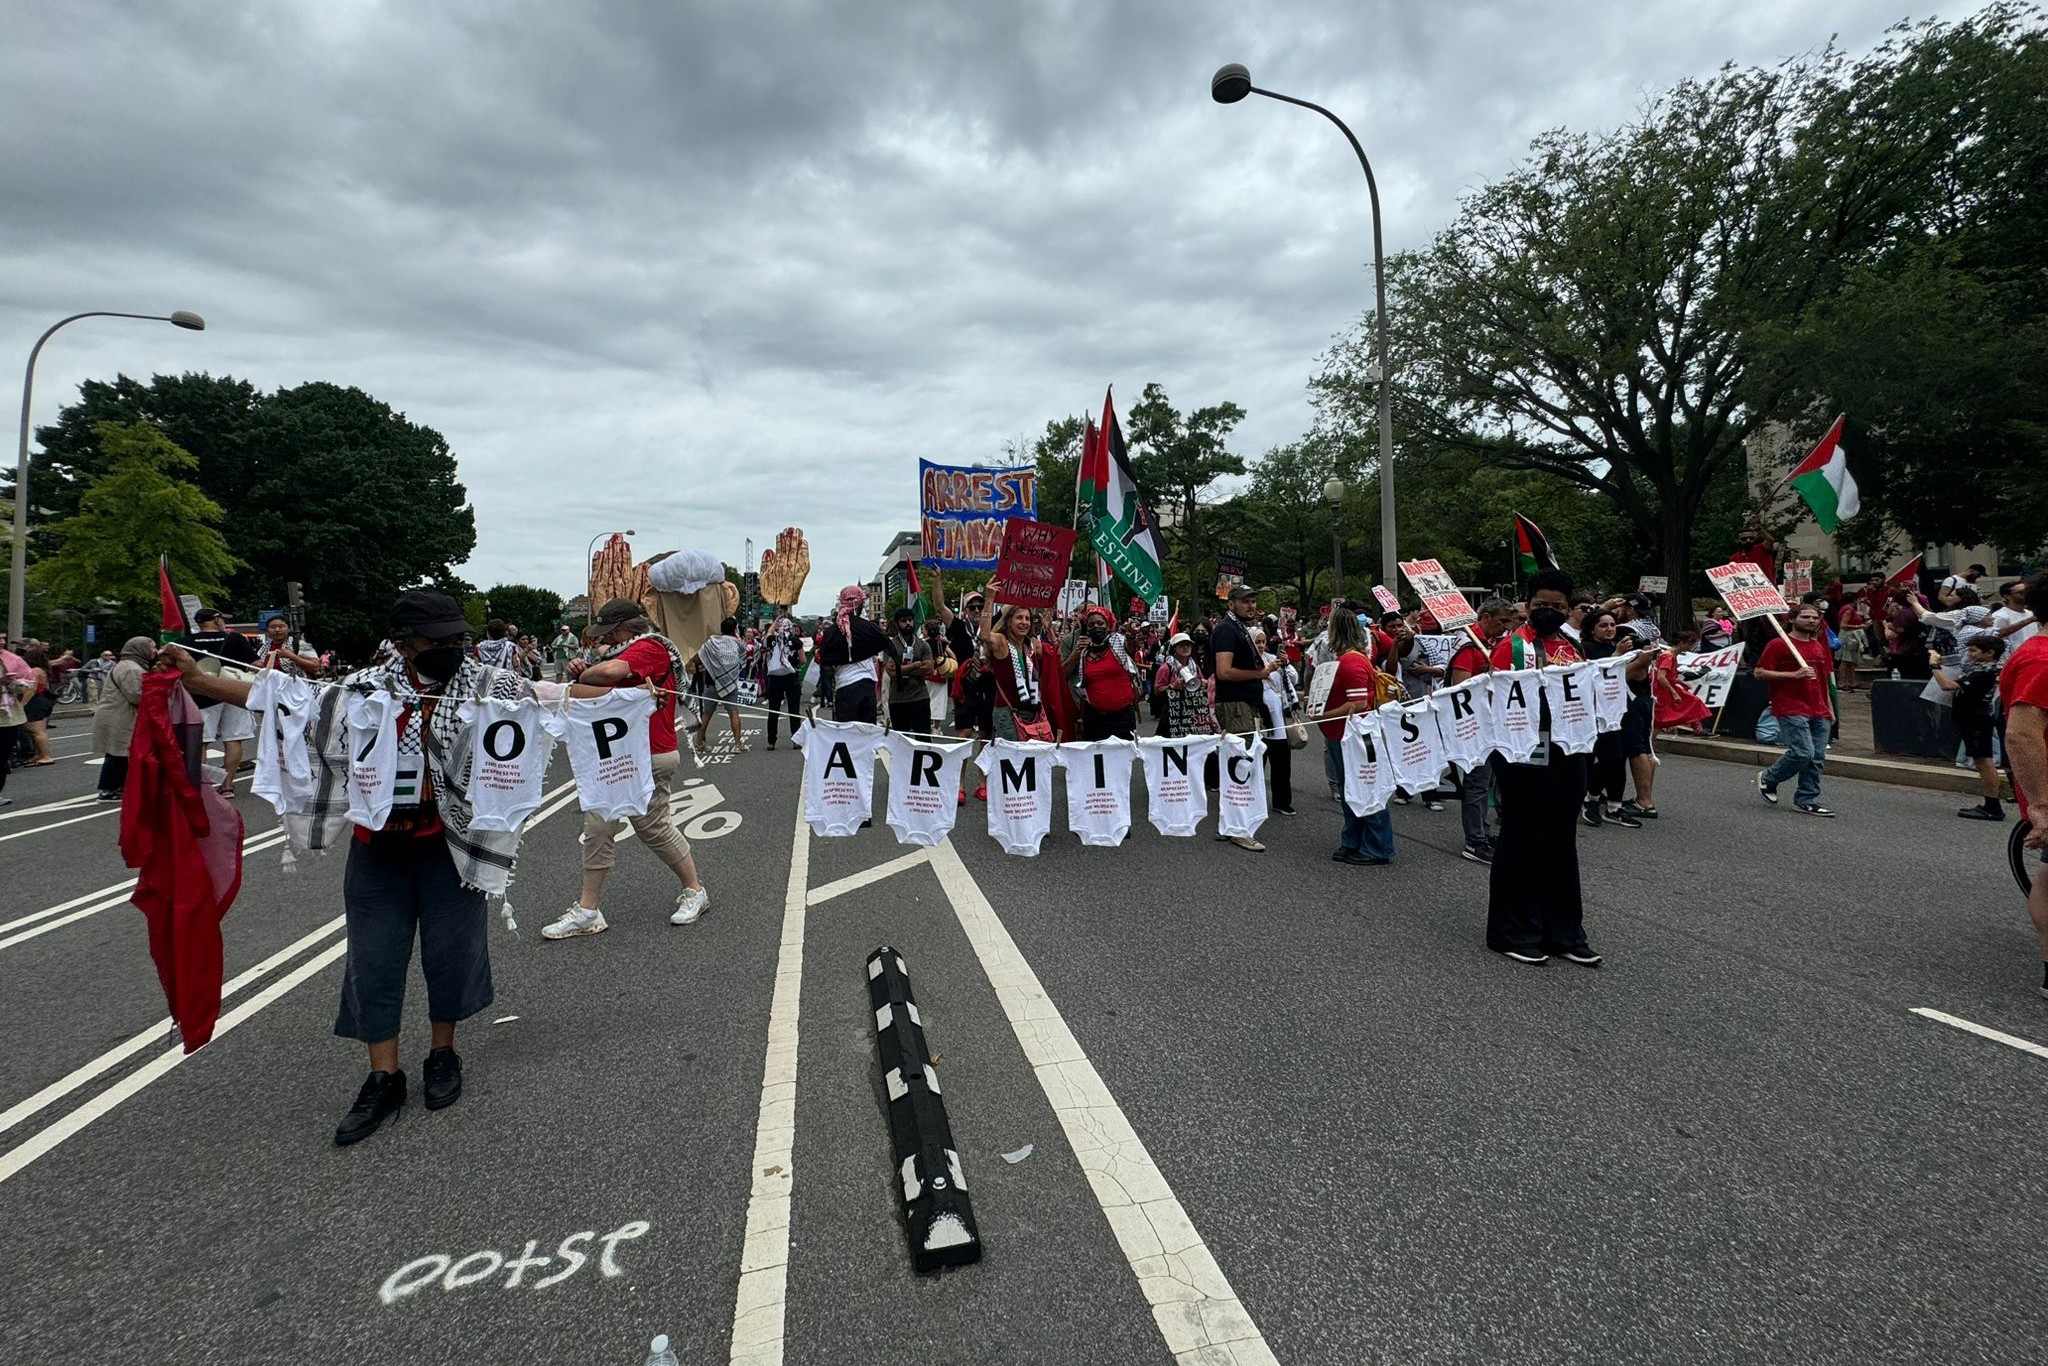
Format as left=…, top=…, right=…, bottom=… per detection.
left=1661, top=689, right=1989, bottom=795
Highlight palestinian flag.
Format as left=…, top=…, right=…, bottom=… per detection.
left=1886, top=552, right=1924, bottom=592
left=157, top=555, right=190, bottom=641
left=906, top=560, right=929, bottom=628
left=1788, top=415, right=1861, bottom=534
left=1078, top=388, right=1166, bottom=601
left=1513, top=513, right=1559, bottom=576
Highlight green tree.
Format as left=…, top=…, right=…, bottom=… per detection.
left=481, top=584, right=565, bottom=636
left=1125, top=383, right=1247, bottom=608
left=29, top=422, right=238, bottom=639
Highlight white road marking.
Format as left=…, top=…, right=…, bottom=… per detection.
left=0, top=916, right=347, bottom=1138
left=1911, top=1007, right=2048, bottom=1061
left=0, top=830, right=288, bottom=952
left=0, top=793, right=99, bottom=822
left=0, top=821, right=286, bottom=935
left=0, top=805, right=121, bottom=844
left=728, top=785, right=809, bottom=1366
left=926, top=837, right=1278, bottom=1366
left=804, top=850, right=928, bottom=907
left=0, top=939, right=350, bottom=1187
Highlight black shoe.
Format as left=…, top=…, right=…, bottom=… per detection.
left=1492, top=945, right=1549, bottom=965
left=334, top=1069, right=406, bottom=1146
left=1603, top=808, right=1643, bottom=829
left=1756, top=771, right=1778, bottom=805
left=1422, top=798, right=1444, bottom=812
left=1618, top=800, right=1655, bottom=820
left=423, top=1047, right=463, bottom=1110
left=1553, top=944, right=1604, bottom=966
left=1793, top=803, right=1835, bottom=818
left=1461, top=843, right=1494, bottom=865
left=1582, top=801, right=1603, bottom=828
left=1957, top=803, right=2005, bottom=821
left=1342, top=850, right=1391, bottom=866
left=1331, top=847, right=1356, bottom=862
left=95, top=790, right=122, bottom=802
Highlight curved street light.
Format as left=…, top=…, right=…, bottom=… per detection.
left=584, top=528, right=636, bottom=611
left=9, top=310, right=207, bottom=638
left=1212, top=64, right=1397, bottom=588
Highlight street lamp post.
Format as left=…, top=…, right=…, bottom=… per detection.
left=584, top=528, right=636, bottom=609
left=1211, top=65, right=1397, bottom=587
left=1324, top=476, right=1346, bottom=597
left=10, top=310, right=205, bottom=639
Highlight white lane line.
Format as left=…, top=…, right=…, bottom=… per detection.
left=0, top=940, right=350, bottom=1187
left=0, top=822, right=285, bottom=935
left=0, top=793, right=100, bottom=822
left=0, top=832, right=289, bottom=953
left=1911, top=1007, right=2048, bottom=1062
left=527, top=780, right=582, bottom=829
left=0, top=916, right=347, bottom=1138
left=805, top=850, right=928, bottom=907
left=728, top=784, right=809, bottom=1366
left=926, top=837, right=1278, bottom=1366
left=0, top=805, right=121, bottom=844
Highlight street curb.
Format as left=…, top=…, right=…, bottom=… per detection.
left=1660, top=734, right=1984, bottom=795
left=52, top=707, right=92, bottom=721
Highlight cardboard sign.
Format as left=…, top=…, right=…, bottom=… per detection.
left=1397, top=558, right=1477, bottom=630
left=1783, top=560, right=1813, bottom=597
left=919, top=461, right=1039, bottom=569
left=988, top=519, right=1077, bottom=609
left=1304, top=660, right=1339, bottom=718
left=1674, top=643, right=1744, bottom=710
left=1056, top=579, right=1089, bottom=614
left=1637, top=575, right=1669, bottom=595
left=1147, top=596, right=1170, bottom=624
left=1371, top=585, right=1401, bottom=614
left=1706, top=562, right=1789, bottom=621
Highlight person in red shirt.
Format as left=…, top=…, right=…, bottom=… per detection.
left=1754, top=603, right=1837, bottom=816
left=1317, top=607, right=1394, bottom=865
left=1483, top=570, right=1601, bottom=966
left=1997, top=571, right=2048, bottom=996
left=544, top=598, right=710, bottom=941
left=1063, top=605, right=1140, bottom=740
left=1445, top=598, right=1513, bottom=862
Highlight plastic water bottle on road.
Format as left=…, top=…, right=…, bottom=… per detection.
left=642, top=1334, right=680, bottom=1366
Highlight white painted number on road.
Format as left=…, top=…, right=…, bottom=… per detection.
left=378, top=1220, right=651, bottom=1304
left=674, top=778, right=742, bottom=840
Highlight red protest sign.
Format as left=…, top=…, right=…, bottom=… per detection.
left=1398, top=557, right=1478, bottom=630
left=1706, top=562, right=1789, bottom=621
left=987, top=519, right=1076, bottom=609
left=1371, top=585, right=1401, bottom=614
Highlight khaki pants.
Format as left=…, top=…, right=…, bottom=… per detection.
left=581, top=749, right=693, bottom=873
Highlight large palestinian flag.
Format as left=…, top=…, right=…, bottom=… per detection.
left=1513, top=513, right=1559, bottom=577
left=1078, top=388, right=1166, bottom=602
left=1788, top=415, right=1861, bottom=534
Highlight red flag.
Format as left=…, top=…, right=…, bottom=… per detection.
left=157, top=555, right=188, bottom=636
left=1886, top=553, right=1924, bottom=591
left=1074, top=417, right=1099, bottom=529
left=1166, top=601, right=1180, bottom=635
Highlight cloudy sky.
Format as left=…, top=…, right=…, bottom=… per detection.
left=2, top=1, right=1975, bottom=614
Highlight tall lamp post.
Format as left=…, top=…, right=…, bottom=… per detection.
left=1324, top=476, right=1345, bottom=597
left=1211, top=65, right=1396, bottom=587
left=10, top=309, right=206, bottom=639
left=584, top=528, right=636, bottom=609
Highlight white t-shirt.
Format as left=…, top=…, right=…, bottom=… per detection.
left=1216, top=733, right=1269, bottom=839
left=1433, top=678, right=1491, bottom=775
left=1138, top=734, right=1221, bottom=837
left=882, top=733, right=971, bottom=848
left=1590, top=654, right=1632, bottom=733
left=344, top=692, right=401, bottom=830
left=542, top=688, right=658, bottom=821
left=460, top=697, right=559, bottom=832
left=1488, top=669, right=1543, bottom=762
left=976, top=739, right=1059, bottom=856
left=247, top=672, right=318, bottom=816
left=1542, top=663, right=1600, bottom=756
left=1993, top=605, right=2039, bottom=648
left=1056, top=739, right=1138, bottom=847
left=1340, top=711, right=1397, bottom=816
left=794, top=718, right=886, bottom=837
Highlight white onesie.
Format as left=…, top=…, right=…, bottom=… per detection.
left=1382, top=698, right=1449, bottom=794
left=542, top=688, right=658, bottom=820
left=248, top=672, right=318, bottom=816
left=460, top=697, right=559, bottom=832
left=1056, top=739, right=1138, bottom=847
left=794, top=719, right=887, bottom=837
left=1216, top=733, right=1269, bottom=840
left=1340, top=710, right=1397, bottom=816
left=1591, top=653, right=1633, bottom=733
left=1488, top=669, right=1544, bottom=763
left=882, top=733, right=972, bottom=847
left=1137, top=735, right=1221, bottom=837
left=976, top=739, right=1059, bottom=856
left=1541, top=663, right=1600, bottom=756
left=344, top=692, right=401, bottom=830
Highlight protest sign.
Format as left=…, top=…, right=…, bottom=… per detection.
left=1371, top=585, right=1401, bottom=614
left=1637, top=575, right=1669, bottom=595
left=919, top=461, right=1038, bottom=569
left=1783, top=560, right=1814, bottom=597
left=1674, top=643, right=1744, bottom=710
left=1147, top=596, right=1170, bottom=624
left=988, top=519, right=1076, bottom=609
left=1705, top=562, right=1789, bottom=622
left=1397, top=557, right=1478, bottom=631
left=1057, top=579, right=1088, bottom=614
left=1304, top=660, right=1339, bottom=718
left=1214, top=548, right=1248, bottom=597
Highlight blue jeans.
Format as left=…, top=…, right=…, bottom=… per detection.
left=1325, top=739, right=1395, bottom=860
left=1761, top=714, right=1830, bottom=806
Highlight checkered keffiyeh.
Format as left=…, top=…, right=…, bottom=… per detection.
left=290, top=656, right=533, bottom=894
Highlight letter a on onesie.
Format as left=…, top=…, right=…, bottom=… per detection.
left=794, top=718, right=886, bottom=837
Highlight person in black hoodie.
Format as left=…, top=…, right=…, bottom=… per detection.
left=817, top=585, right=898, bottom=724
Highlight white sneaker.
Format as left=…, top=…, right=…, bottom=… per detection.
left=670, top=886, right=710, bottom=925
left=541, top=906, right=608, bottom=940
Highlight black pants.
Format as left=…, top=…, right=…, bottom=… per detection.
left=335, top=835, right=492, bottom=1042
left=98, top=754, right=129, bottom=797
left=1081, top=704, right=1136, bottom=741
left=764, top=672, right=801, bottom=744
left=1589, top=731, right=1626, bottom=803
left=1486, top=748, right=1589, bottom=954
left=890, top=696, right=931, bottom=739
left=1266, top=734, right=1293, bottom=812
left=833, top=678, right=878, bottom=724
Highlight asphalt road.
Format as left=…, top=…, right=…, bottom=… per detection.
left=1, top=711, right=2043, bottom=1366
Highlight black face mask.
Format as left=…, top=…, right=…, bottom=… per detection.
left=1085, top=624, right=1109, bottom=643
left=1528, top=606, right=1568, bottom=637
left=411, top=645, right=464, bottom=682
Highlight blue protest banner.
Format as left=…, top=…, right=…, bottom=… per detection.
left=919, top=460, right=1038, bottom=569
